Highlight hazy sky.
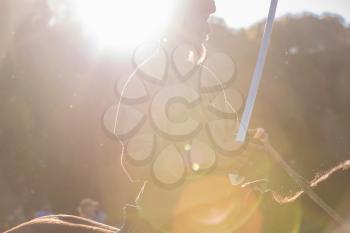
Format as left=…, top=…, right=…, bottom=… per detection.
left=214, top=0, right=350, bottom=28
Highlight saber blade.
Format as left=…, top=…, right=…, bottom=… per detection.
left=236, top=0, right=278, bottom=142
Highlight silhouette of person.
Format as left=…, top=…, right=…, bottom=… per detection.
left=111, top=1, right=266, bottom=233
left=34, top=200, right=53, bottom=218
left=4, top=204, right=27, bottom=231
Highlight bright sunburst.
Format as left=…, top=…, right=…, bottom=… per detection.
left=71, top=0, right=174, bottom=50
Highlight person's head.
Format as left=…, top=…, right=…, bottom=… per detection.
left=40, top=200, right=52, bottom=211
left=167, top=0, right=216, bottom=46
left=77, top=198, right=98, bottom=219
left=13, top=204, right=24, bottom=215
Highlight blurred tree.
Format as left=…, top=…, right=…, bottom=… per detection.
left=0, top=2, right=349, bottom=231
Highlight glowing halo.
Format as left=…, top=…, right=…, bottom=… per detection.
left=70, top=0, right=175, bottom=50
left=172, top=176, right=264, bottom=233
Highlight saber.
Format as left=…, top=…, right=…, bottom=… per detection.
left=236, top=0, right=278, bottom=142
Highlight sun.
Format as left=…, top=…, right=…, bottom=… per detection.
left=70, top=0, right=174, bottom=50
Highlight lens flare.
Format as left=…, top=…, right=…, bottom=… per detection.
left=172, top=176, right=263, bottom=233
left=70, top=0, right=174, bottom=50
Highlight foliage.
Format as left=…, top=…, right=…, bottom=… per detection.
left=0, top=1, right=349, bottom=231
